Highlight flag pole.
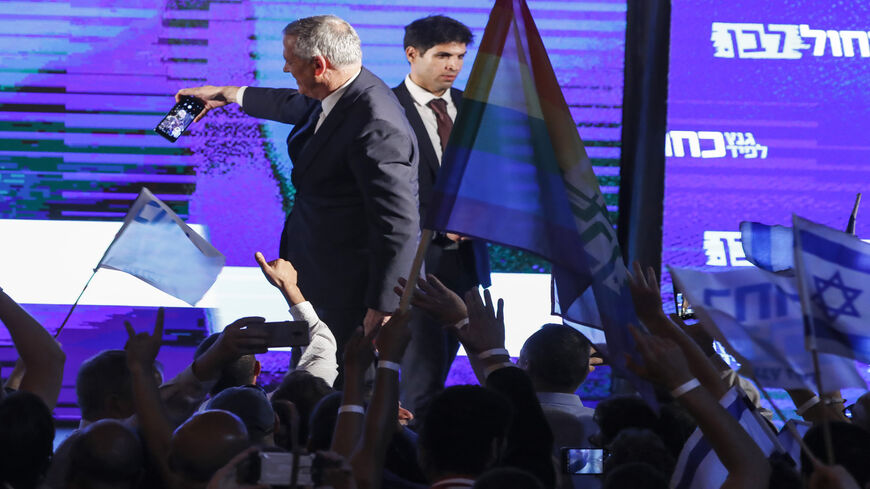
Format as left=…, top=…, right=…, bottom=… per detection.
left=54, top=266, right=99, bottom=338
left=398, top=229, right=434, bottom=313
left=749, top=374, right=819, bottom=465
left=846, top=193, right=861, bottom=235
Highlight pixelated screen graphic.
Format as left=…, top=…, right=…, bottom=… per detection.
left=0, top=0, right=627, bottom=419
left=662, top=0, right=870, bottom=301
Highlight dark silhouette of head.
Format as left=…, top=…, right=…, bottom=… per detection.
left=207, top=386, right=276, bottom=446
left=417, top=385, right=512, bottom=482
left=194, top=333, right=261, bottom=395
left=801, top=421, right=870, bottom=486
left=518, top=324, right=592, bottom=393
left=602, top=462, right=668, bottom=489
left=168, top=410, right=250, bottom=488
left=271, top=370, right=334, bottom=447
left=592, top=396, right=658, bottom=448
left=307, top=391, right=343, bottom=451
left=0, top=391, right=55, bottom=489
left=472, top=467, right=543, bottom=489
left=66, top=419, right=144, bottom=489
left=76, top=350, right=134, bottom=421
left=602, top=428, right=675, bottom=479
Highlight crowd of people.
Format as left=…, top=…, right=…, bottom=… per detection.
left=0, top=256, right=869, bottom=489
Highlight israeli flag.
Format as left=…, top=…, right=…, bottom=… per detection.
left=739, top=221, right=794, bottom=272
left=99, top=188, right=225, bottom=306
left=670, top=387, right=780, bottom=489
left=794, top=215, right=870, bottom=362
left=669, top=266, right=864, bottom=392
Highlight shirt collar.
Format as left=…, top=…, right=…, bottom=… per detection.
left=404, top=74, right=453, bottom=108
left=536, top=391, right=586, bottom=408
left=321, top=68, right=362, bottom=117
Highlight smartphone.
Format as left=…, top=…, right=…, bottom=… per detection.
left=238, top=451, right=314, bottom=486
left=561, top=447, right=604, bottom=475
left=155, top=95, right=204, bottom=142
left=243, top=321, right=310, bottom=348
left=673, top=284, right=695, bottom=320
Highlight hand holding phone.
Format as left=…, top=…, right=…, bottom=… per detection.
left=561, top=447, right=604, bottom=475
left=155, top=95, right=205, bottom=142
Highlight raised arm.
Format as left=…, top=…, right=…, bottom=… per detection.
left=124, top=308, right=175, bottom=485
left=628, top=262, right=728, bottom=400
left=0, top=288, right=65, bottom=409
left=628, top=327, right=771, bottom=489
left=349, top=311, right=411, bottom=489
left=255, top=252, right=338, bottom=385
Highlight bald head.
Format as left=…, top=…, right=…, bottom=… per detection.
left=68, top=419, right=143, bottom=488
left=169, top=410, right=250, bottom=485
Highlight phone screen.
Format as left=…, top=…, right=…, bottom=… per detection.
left=673, top=286, right=696, bottom=320
left=155, top=96, right=204, bottom=142
left=561, top=448, right=604, bottom=475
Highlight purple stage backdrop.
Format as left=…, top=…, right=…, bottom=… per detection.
left=662, top=0, right=870, bottom=302
left=0, top=0, right=626, bottom=418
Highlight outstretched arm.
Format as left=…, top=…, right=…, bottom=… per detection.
left=0, top=288, right=65, bottom=409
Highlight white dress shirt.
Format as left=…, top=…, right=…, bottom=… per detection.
left=235, top=67, right=361, bottom=133
left=403, top=74, right=457, bottom=162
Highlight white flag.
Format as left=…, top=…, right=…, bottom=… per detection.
left=99, top=188, right=224, bottom=305
left=669, top=266, right=864, bottom=392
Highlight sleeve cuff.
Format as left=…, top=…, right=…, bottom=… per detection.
left=289, top=301, right=319, bottom=324
left=237, top=85, right=248, bottom=107
left=483, top=362, right=517, bottom=379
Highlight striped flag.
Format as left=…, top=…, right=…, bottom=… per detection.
left=424, top=0, right=649, bottom=395
left=739, top=221, right=794, bottom=272
left=670, top=387, right=781, bottom=489
left=99, top=188, right=225, bottom=305
left=793, top=215, right=870, bottom=362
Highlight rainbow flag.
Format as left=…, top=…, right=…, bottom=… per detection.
left=425, top=0, right=649, bottom=396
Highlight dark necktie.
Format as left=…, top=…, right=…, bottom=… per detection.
left=427, top=98, right=453, bottom=154
left=287, top=104, right=322, bottom=161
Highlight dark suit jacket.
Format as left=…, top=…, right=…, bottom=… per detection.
left=243, top=68, right=420, bottom=312
left=392, top=81, right=491, bottom=289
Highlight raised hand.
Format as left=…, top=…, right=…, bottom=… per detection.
left=394, top=274, right=467, bottom=326
left=255, top=252, right=305, bottom=305
left=625, top=325, right=693, bottom=390
left=174, top=85, right=240, bottom=123
left=363, top=309, right=391, bottom=336
left=459, top=288, right=505, bottom=355
left=627, top=261, right=667, bottom=326
left=375, top=310, right=411, bottom=363
left=124, top=307, right=165, bottom=370
left=214, top=317, right=270, bottom=360
left=206, top=447, right=268, bottom=489
left=343, top=327, right=376, bottom=377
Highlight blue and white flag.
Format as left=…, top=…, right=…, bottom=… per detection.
left=777, top=419, right=812, bottom=471
left=670, top=387, right=780, bottom=489
left=99, top=188, right=225, bottom=306
left=670, top=266, right=864, bottom=392
left=739, top=221, right=794, bottom=272
left=793, top=215, right=870, bottom=362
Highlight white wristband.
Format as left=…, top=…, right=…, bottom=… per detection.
left=452, top=317, right=469, bottom=330
left=338, top=404, right=365, bottom=415
left=670, top=378, right=701, bottom=398
left=378, top=360, right=400, bottom=372
left=477, top=348, right=510, bottom=359
left=795, top=396, right=821, bottom=416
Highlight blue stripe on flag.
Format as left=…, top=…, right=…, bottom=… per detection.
left=750, top=222, right=771, bottom=269
left=799, top=230, right=870, bottom=275
left=811, top=316, right=870, bottom=362
left=674, top=437, right=713, bottom=489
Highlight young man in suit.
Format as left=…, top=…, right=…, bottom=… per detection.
left=178, top=15, right=419, bottom=380
left=392, top=15, right=491, bottom=425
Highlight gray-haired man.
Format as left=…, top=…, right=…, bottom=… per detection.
left=178, top=16, right=420, bottom=382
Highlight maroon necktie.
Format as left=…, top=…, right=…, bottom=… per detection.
left=427, top=98, right=453, bottom=154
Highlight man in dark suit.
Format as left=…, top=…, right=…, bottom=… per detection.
left=178, top=15, right=419, bottom=373
left=392, top=15, right=491, bottom=425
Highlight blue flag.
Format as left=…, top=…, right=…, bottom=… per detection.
left=100, top=188, right=225, bottom=305
left=670, top=266, right=864, bottom=392
left=793, top=215, right=870, bottom=362
left=739, top=221, right=794, bottom=272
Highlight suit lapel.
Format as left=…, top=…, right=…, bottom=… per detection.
left=394, top=83, right=440, bottom=180
left=292, top=69, right=371, bottom=182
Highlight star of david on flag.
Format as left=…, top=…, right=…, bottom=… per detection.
left=793, top=215, right=870, bottom=362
